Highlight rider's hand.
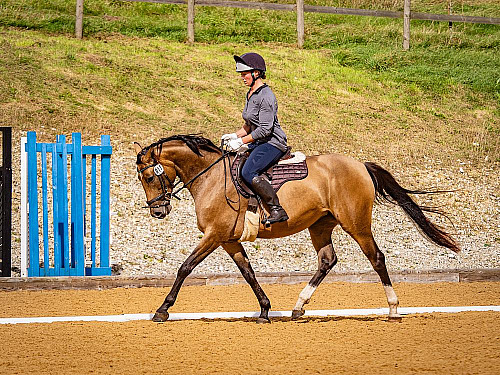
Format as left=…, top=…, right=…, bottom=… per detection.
left=221, top=133, right=238, bottom=143
left=227, top=137, right=244, bottom=151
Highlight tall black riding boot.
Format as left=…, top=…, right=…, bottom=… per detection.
left=251, top=176, right=289, bottom=224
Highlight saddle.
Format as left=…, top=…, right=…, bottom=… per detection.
left=230, top=147, right=308, bottom=200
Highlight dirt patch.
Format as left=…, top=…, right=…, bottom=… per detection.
left=1, top=281, right=499, bottom=317
left=0, top=282, right=499, bottom=374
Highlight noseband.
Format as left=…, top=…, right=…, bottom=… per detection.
left=137, top=162, right=181, bottom=208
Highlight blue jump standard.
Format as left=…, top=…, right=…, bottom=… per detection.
left=26, top=132, right=112, bottom=277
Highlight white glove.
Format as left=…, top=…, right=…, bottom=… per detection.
left=221, top=133, right=238, bottom=143
left=227, top=137, right=244, bottom=151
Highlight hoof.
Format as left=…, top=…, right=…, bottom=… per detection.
left=291, top=309, right=305, bottom=320
left=152, top=311, right=170, bottom=322
left=388, top=315, right=402, bottom=323
left=257, top=317, right=271, bottom=324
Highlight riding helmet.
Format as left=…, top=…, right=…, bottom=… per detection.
left=234, top=53, right=266, bottom=73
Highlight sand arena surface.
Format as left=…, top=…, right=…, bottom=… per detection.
left=1, top=282, right=499, bottom=374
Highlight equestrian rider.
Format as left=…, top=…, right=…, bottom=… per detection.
left=222, top=52, right=289, bottom=224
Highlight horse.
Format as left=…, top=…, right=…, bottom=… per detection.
left=134, top=134, right=459, bottom=323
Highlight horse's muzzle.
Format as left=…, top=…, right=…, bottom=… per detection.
left=150, top=203, right=172, bottom=219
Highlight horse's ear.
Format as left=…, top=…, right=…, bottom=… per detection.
left=133, top=142, right=142, bottom=155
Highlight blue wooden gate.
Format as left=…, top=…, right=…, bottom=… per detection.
left=26, top=132, right=112, bottom=276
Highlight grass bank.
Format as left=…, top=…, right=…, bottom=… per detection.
left=0, top=0, right=498, bottom=168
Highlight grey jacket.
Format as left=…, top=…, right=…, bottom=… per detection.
left=242, top=84, right=288, bottom=153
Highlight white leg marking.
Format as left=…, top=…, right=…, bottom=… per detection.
left=293, top=284, right=317, bottom=311
left=384, top=285, right=400, bottom=317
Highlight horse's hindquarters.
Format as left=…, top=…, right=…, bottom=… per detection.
left=256, top=154, right=375, bottom=239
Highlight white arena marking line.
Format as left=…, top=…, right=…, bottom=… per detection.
left=0, top=306, right=499, bottom=325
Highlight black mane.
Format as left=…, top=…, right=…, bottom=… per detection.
left=136, top=134, right=221, bottom=164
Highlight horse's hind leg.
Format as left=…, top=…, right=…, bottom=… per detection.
left=351, top=231, right=400, bottom=320
left=223, top=242, right=271, bottom=323
left=292, top=215, right=337, bottom=320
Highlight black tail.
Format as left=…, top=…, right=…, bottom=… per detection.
left=364, top=162, right=460, bottom=252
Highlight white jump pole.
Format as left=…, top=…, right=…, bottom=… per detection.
left=20, top=137, right=28, bottom=277
left=1, top=306, right=499, bottom=325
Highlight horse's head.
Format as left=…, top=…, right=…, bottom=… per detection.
left=134, top=142, right=176, bottom=219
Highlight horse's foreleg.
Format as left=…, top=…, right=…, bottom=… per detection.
left=153, top=238, right=218, bottom=322
left=354, top=232, right=400, bottom=321
left=292, top=215, right=337, bottom=320
left=223, top=243, right=271, bottom=323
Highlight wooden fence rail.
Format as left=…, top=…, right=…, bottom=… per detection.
left=75, top=0, right=500, bottom=49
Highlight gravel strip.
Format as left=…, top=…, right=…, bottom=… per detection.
left=9, top=147, right=500, bottom=278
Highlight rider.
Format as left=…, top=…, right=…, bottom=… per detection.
left=222, top=52, right=289, bottom=224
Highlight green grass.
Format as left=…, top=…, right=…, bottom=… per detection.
left=0, top=0, right=498, bottom=168
left=1, top=1, right=498, bottom=94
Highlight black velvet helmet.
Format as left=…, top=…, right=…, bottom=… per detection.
left=234, top=53, right=266, bottom=73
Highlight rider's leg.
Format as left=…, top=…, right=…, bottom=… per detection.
left=241, top=143, right=288, bottom=224
left=250, top=176, right=288, bottom=224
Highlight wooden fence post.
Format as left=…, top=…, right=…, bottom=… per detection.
left=75, top=0, right=84, bottom=39
left=0, top=127, right=12, bottom=277
left=296, top=0, right=304, bottom=48
left=403, top=0, right=411, bottom=50
left=187, top=0, right=195, bottom=43
left=448, top=0, right=453, bottom=29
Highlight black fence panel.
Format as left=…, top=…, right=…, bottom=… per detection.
left=0, top=127, right=12, bottom=277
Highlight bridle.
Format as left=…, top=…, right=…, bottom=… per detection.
left=137, top=145, right=237, bottom=210
left=137, top=161, right=181, bottom=208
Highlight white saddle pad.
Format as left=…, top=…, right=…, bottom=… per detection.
left=278, top=151, right=306, bottom=165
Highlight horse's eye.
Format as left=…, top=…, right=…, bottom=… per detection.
left=146, top=175, right=154, bottom=183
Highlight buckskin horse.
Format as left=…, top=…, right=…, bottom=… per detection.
left=134, top=134, right=459, bottom=323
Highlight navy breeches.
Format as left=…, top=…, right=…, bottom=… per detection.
left=241, top=143, right=284, bottom=186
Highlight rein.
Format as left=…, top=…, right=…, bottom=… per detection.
left=172, top=152, right=229, bottom=197
left=138, top=145, right=237, bottom=209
